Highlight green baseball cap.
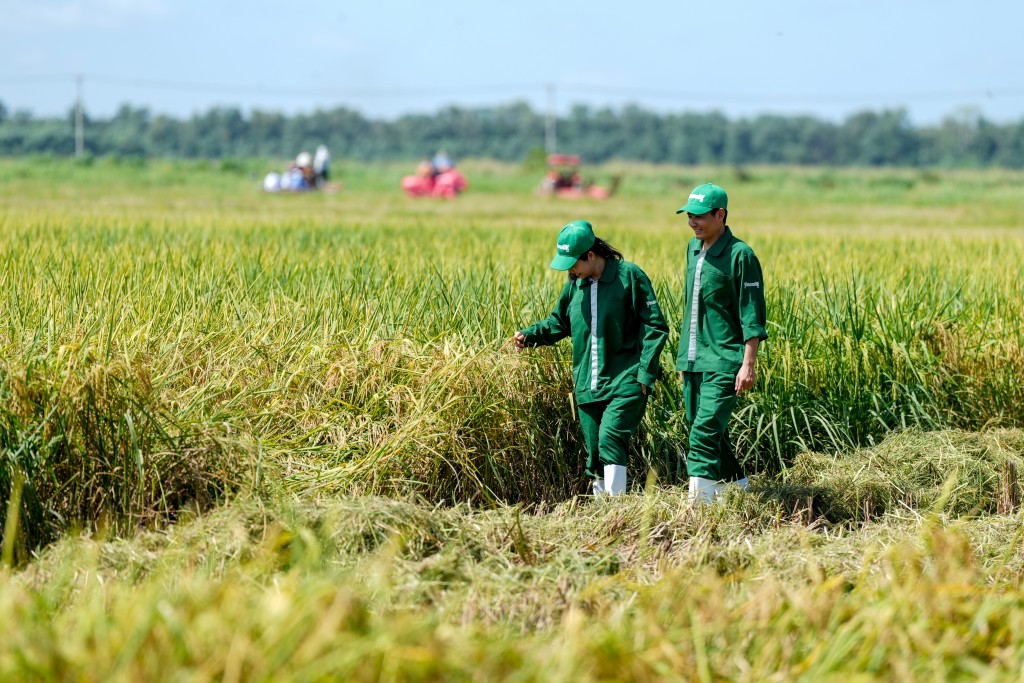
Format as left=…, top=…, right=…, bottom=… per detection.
left=676, top=183, right=728, bottom=215
left=549, top=219, right=596, bottom=270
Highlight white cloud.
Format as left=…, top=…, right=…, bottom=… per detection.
left=0, top=0, right=171, bottom=31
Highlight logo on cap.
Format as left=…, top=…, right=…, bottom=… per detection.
left=557, top=243, right=570, bottom=252
left=689, top=193, right=706, bottom=202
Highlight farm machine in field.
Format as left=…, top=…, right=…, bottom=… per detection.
left=401, top=151, right=469, bottom=198
left=538, top=154, right=620, bottom=200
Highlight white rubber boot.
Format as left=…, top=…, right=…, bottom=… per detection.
left=592, top=479, right=606, bottom=497
left=604, top=465, right=627, bottom=496
left=688, top=476, right=725, bottom=504
left=734, top=477, right=749, bottom=492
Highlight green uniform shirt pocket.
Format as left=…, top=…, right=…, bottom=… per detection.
left=700, top=268, right=731, bottom=303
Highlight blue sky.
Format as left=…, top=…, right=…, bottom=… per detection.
left=1, top=0, right=1022, bottom=125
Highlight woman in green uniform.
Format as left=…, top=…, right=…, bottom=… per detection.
left=514, top=220, right=669, bottom=496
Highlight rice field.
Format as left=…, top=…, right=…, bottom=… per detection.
left=1, top=156, right=1024, bottom=680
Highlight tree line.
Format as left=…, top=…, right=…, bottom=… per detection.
left=1, top=99, right=1023, bottom=167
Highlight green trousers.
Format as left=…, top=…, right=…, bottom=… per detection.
left=577, top=388, right=649, bottom=479
left=682, top=371, right=746, bottom=482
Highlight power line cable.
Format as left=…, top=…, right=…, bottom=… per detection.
left=559, top=82, right=1024, bottom=105
left=4, top=73, right=1024, bottom=107
left=0, top=75, right=77, bottom=85
left=84, top=75, right=544, bottom=98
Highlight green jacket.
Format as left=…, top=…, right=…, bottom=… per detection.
left=676, top=227, right=768, bottom=373
left=522, top=259, right=669, bottom=404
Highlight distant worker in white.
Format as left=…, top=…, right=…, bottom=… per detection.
left=314, top=145, right=330, bottom=188
left=262, top=147, right=334, bottom=192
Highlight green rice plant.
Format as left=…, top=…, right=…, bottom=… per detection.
left=0, top=355, right=236, bottom=554
left=1, top=159, right=1023, bottom=545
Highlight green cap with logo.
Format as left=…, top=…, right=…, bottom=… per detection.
left=676, top=183, right=728, bottom=215
left=550, top=219, right=596, bottom=270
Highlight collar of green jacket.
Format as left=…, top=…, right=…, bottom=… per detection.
left=690, top=226, right=734, bottom=258
left=574, top=257, right=620, bottom=288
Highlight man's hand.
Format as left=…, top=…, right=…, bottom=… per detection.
left=736, top=337, right=761, bottom=395
left=641, top=383, right=648, bottom=395
left=735, top=362, right=756, bottom=395
left=513, top=331, right=527, bottom=352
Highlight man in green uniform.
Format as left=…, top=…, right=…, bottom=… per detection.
left=675, top=184, right=767, bottom=503
left=515, top=220, right=669, bottom=496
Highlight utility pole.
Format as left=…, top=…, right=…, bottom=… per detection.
left=75, top=74, right=84, bottom=158
left=545, top=82, right=556, bottom=154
